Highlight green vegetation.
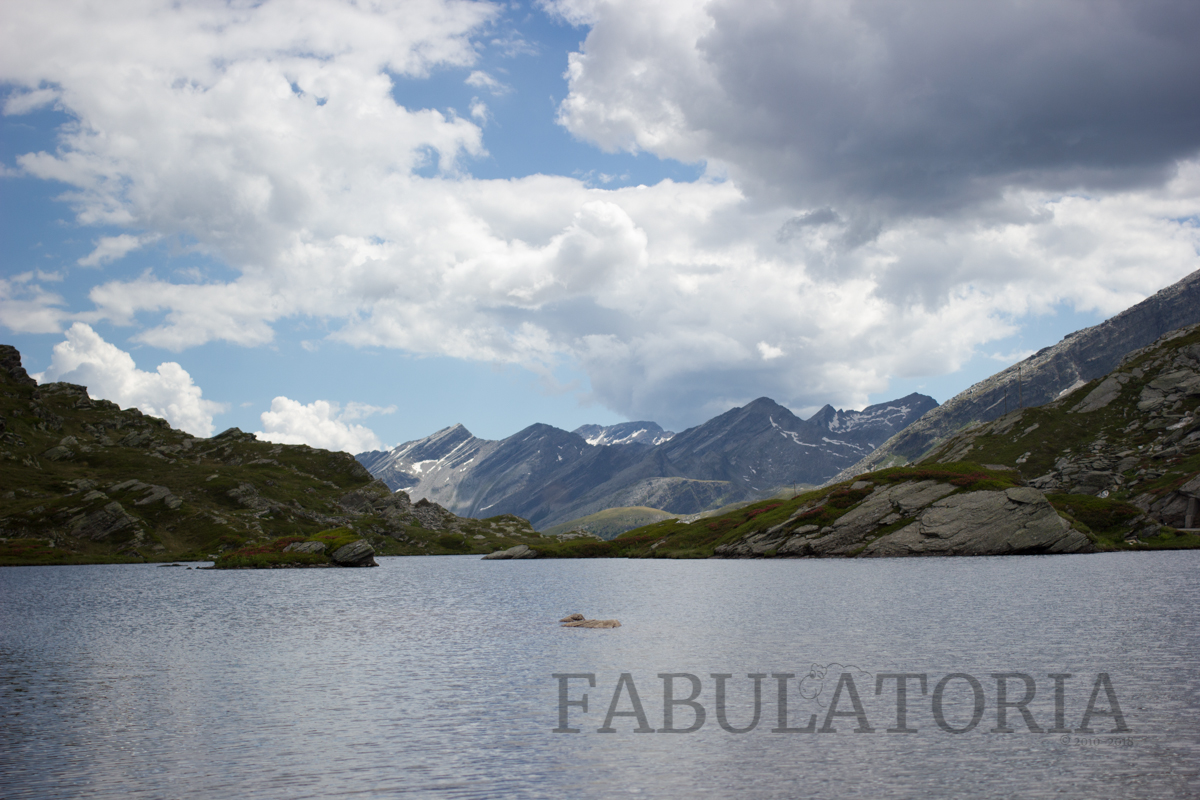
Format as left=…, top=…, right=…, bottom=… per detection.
left=0, top=538, right=144, bottom=567
left=214, top=537, right=328, bottom=569
left=540, top=506, right=680, bottom=540
left=0, top=351, right=550, bottom=566
left=1046, top=493, right=1200, bottom=550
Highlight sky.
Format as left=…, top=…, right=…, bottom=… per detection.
left=2, top=0, right=1199, bottom=454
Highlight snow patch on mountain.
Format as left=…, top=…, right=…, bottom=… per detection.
left=573, top=421, right=676, bottom=447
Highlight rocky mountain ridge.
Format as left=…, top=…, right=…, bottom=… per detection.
left=833, top=267, right=1200, bottom=481
left=357, top=393, right=937, bottom=531
left=915, top=322, right=1200, bottom=532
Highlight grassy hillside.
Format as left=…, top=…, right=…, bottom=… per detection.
left=540, top=506, right=680, bottom=540
left=0, top=346, right=546, bottom=566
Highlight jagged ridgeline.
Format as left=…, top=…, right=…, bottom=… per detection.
left=919, top=323, right=1200, bottom=531
left=835, top=267, right=1200, bottom=479
left=0, top=346, right=544, bottom=566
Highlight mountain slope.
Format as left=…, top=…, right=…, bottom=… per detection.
left=0, top=346, right=546, bottom=565
left=915, top=322, right=1200, bottom=532
left=833, top=267, right=1200, bottom=481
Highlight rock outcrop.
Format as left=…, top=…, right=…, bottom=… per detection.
left=283, top=541, right=326, bottom=554
left=713, top=479, right=1093, bottom=558
left=482, top=544, right=539, bottom=560
left=908, top=323, right=1200, bottom=538
left=329, top=539, right=377, bottom=567
left=864, top=488, right=1092, bottom=556
left=0, top=345, right=37, bottom=388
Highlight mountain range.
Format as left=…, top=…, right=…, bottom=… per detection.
left=356, top=393, right=938, bottom=531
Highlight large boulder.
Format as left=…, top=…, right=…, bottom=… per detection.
left=865, top=487, right=1094, bottom=556
left=482, top=544, right=539, bottom=560
left=70, top=501, right=142, bottom=540
left=330, top=539, right=377, bottom=567
left=715, top=481, right=1095, bottom=559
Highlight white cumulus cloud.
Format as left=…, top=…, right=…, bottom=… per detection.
left=3, top=0, right=1199, bottom=430
left=78, top=234, right=158, bottom=267
left=0, top=275, right=67, bottom=334
left=37, top=323, right=227, bottom=436
left=254, top=397, right=393, bottom=453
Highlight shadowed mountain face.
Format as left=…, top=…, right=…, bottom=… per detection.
left=833, top=267, right=1200, bottom=483
left=357, top=393, right=937, bottom=529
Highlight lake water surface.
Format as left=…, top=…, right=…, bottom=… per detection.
left=2, top=552, right=1199, bottom=799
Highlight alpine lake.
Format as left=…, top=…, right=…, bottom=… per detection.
left=2, top=551, right=1198, bottom=799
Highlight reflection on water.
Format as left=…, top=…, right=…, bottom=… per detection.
left=1, top=553, right=1198, bottom=799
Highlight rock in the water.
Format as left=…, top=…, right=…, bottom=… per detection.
left=283, top=541, right=327, bottom=554
left=482, top=544, right=539, bottom=560
left=559, top=613, right=585, bottom=622
left=330, top=539, right=377, bottom=567
left=561, top=617, right=621, bottom=628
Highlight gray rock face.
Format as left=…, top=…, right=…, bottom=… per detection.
left=283, top=541, right=327, bottom=554
left=482, top=544, right=540, bottom=560
left=865, top=488, right=1093, bottom=557
left=1071, top=373, right=1129, bottom=413
left=716, top=482, right=1094, bottom=559
left=110, top=479, right=183, bottom=509
left=71, top=501, right=142, bottom=541
left=0, top=344, right=37, bottom=387
left=42, top=445, right=74, bottom=461
left=330, top=539, right=377, bottom=567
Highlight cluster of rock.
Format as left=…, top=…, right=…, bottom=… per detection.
left=1036, top=334, right=1199, bottom=529
left=714, top=478, right=1093, bottom=558
left=282, top=538, right=378, bottom=567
